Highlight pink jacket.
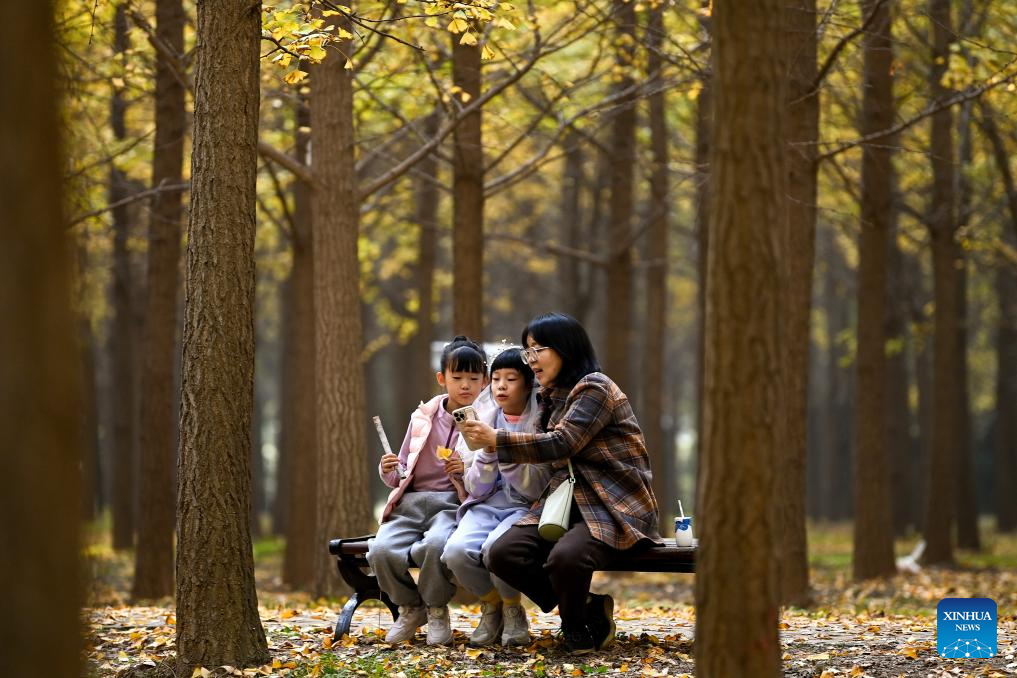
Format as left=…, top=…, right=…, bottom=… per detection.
left=378, top=394, right=472, bottom=522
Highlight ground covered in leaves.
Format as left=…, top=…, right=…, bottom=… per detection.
left=84, top=525, right=1017, bottom=677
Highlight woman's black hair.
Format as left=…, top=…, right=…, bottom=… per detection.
left=440, top=335, right=487, bottom=375
left=490, top=347, right=535, bottom=388
left=520, top=312, right=600, bottom=390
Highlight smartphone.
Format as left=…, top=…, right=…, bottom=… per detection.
left=452, top=405, right=482, bottom=450
left=452, top=405, right=478, bottom=425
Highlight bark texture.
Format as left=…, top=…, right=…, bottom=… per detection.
left=642, top=2, right=669, bottom=510
left=694, top=0, right=785, bottom=674
left=0, top=3, right=82, bottom=675
left=311, top=20, right=374, bottom=596
left=780, top=0, right=817, bottom=603
left=922, top=0, right=958, bottom=566
left=282, top=93, right=317, bottom=589
left=452, top=39, right=484, bottom=339
left=980, top=104, right=1017, bottom=532
left=853, top=0, right=897, bottom=580
left=111, top=2, right=137, bottom=551
left=133, top=0, right=186, bottom=600
left=603, top=0, right=637, bottom=391
left=175, top=0, right=269, bottom=671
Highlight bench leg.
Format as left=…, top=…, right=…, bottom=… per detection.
left=331, top=553, right=400, bottom=641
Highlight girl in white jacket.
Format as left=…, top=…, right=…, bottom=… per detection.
left=442, top=348, right=551, bottom=646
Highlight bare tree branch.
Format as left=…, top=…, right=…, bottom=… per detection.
left=67, top=181, right=189, bottom=228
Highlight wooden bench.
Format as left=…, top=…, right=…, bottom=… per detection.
left=327, top=534, right=696, bottom=641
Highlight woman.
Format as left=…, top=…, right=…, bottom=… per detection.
left=458, top=312, right=660, bottom=655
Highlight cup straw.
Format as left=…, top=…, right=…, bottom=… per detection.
left=678, top=500, right=685, bottom=519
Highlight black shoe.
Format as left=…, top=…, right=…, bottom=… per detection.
left=562, top=624, right=595, bottom=655
left=585, top=593, right=616, bottom=650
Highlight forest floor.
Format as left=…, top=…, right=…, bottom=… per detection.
left=84, top=524, right=1017, bottom=678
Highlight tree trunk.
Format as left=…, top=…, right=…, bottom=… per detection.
left=603, top=0, right=637, bottom=391
left=282, top=92, right=317, bottom=588
left=557, top=131, right=585, bottom=316
left=0, top=3, right=82, bottom=675
left=694, top=0, right=785, bottom=674
left=452, top=39, right=483, bottom=339
left=311, top=17, right=374, bottom=596
left=251, top=378, right=266, bottom=538
left=133, top=0, right=185, bottom=601
left=175, top=0, right=269, bottom=671
left=110, top=2, right=137, bottom=551
left=852, top=0, right=896, bottom=580
left=642, top=2, right=669, bottom=512
left=922, top=0, right=958, bottom=566
left=886, top=238, right=914, bottom=536
left=953, top=103, right=979, bottom=550
left=693, top=6, right=711, bottom=514
left=979, top=104, right=1017, bottom=532
left=779, top=0, right=817, bottom=604
left=77, top=240, right=101, bottom=521
left=412, top=110, right=441, bottom=402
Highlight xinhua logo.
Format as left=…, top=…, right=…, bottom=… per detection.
left=937, top=598, right=997, bottom=658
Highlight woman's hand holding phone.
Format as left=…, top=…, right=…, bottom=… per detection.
left=458, top=420, right=498, bottom=449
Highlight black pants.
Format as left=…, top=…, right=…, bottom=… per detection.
left=486, top=509, right=618, bottom=628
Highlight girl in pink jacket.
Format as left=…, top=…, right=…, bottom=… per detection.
left=367, top=336, right=486, bottom=645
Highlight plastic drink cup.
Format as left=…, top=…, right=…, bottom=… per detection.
left=675, top=516, right=694, bottom=547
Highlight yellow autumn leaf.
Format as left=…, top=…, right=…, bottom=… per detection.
left=481, top=44, right=496, bottom=60
left=496, top=17, right=515, bottom=29
left=280, top=609, right=297, bottom=619
left=308, top=45, right=327, bottom=61
left=272, top=658, right=283, bottom=669
left=866, top=625, right=880, bottom=633
left=284, top=70, right=308, bottom=85
left=849, top=666, right=865, bottom=677
left=459, top=31, right=478, bottom=46
left=465, top=648, right=483, bottom=658
left=901, top=646, right=919, bottom=659
left=344, top=58, right=353, bottom=70
left=447, top=17, right=469, bottom=34
left=805, top=652, right=830, bottom=660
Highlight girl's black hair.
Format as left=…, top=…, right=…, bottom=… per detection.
left=440, top=335, right=487, bottom=375
left=490, top=347, right=535, bottom=388
left=520, top=313, right=600, bottom=391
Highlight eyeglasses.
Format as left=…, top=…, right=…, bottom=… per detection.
left=520, top=346, right=551, bottom=363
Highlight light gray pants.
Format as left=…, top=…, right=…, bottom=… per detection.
left=442, top=502, right=527, bottom=599
left=366, top=490, right=459, bottom=607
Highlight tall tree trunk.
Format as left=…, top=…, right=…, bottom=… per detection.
left=452, top=39, right=483, bottom=339
left=251, top=378, right=266, bottom=538
left=0, top=3, right=82, bottom=674
left=693, top=6, right=711, bottom=513
left=412, top=111, right=440, bottom=402
left=979, top=103, right=1017, bottom=532
left=110, top=2, right=137, bottom=551
left=886, top=238, right=914, bottom=536
left=557, top=131, right=585, bottom=316
left=603, top=0, right=637, bottom=391
left=77, top=240, right=101, bottom=521
left=779, top=0, right=817, bottom=604
left=642, top=2, right=669, bottom=511
left=175, top=0, right=269, bottom=670
left=311, top=17, right=373, bottom=596
left=695, top=0, right=785, bottom=674
left=282, top=90, right=317, bottom=587
left=954, top=102, right=979, bottom=550
left=852, top=0, right=896, bottom=580
left=922, top=0, right=958, bottom=566
left=133, top=0, right=185, bottom=600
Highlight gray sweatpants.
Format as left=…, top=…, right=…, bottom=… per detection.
left=366, top=490, right=459, bottom=607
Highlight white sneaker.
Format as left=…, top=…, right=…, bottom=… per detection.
left=501, top=603, right=530, bottom=647
left=426, top=605, right=453, bottom=645
left=470, top=602, right=504, bottom=646
left=385, top=605, right=426, bottom=643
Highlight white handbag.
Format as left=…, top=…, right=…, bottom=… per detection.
left=537, top=459, right=575, bottom=542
